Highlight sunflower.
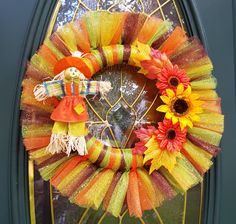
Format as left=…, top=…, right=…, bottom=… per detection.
left=156, top=65, right=190, bottom=95
left=157, top=84, right=203, bottom=129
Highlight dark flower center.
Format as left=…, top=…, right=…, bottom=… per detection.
left=172, top=99, right=189, bottom=115
left=167, top=129, right=176, bottom=140
left=168, top=76, right=179, bottom=87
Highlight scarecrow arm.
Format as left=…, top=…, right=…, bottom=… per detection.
left=34, top=80, right=64, bottom=101
left=80, top=80, right=112, bottom=97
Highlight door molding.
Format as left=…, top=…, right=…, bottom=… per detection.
left=7, top=1, right=57, bottom=223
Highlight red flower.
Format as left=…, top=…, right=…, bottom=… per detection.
left=155, top=118, right=187, bottom=152
left=156, top=65, right=190, bottom=95
left=133, top=126, right=157, bottom=154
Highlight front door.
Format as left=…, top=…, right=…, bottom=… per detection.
left=0, top=0, right=235, bottom=224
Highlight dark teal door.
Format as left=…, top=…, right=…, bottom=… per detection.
left=0, top=0, right=235, bottom=223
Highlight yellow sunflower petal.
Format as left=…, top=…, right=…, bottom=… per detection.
left=176, top=83, right=184, bottom=95
left=160, top=95, right=170, bottom=104
left=179, top=118, right=188, bottom=130
left=165, top=112, right=173, bottom=119
left=166, top=88, right=175, bottom=98
left=187, top=120, right=193, bottom=128
left=184, top=85, right=192, bottom=96
left=180, top=117, right=193, bottom=128
left=157, top=105, right=168, bottom=113
left=172, top=116, right=178, bottom=124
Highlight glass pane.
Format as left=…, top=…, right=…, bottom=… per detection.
left=28, top=1, right=204, bottom=223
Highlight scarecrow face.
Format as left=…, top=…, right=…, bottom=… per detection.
left=64, top=67, right=86, bottom=80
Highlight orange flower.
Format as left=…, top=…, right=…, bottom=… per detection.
left=155, top=118, right=187, bottom=152
left=134, top=122, right=186, bottom=174
left=156, top=65, right=190, bottom=95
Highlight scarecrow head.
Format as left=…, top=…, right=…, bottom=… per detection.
left=53, top=56, right=92, bottom=81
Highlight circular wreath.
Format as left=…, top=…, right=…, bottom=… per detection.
left=21, top=11, right=224, bottom=218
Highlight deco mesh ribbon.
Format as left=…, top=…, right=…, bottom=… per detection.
left=21, top=11, right=224, bottom=218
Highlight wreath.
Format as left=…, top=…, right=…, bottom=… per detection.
left=21, top=11, right=224, bottom=218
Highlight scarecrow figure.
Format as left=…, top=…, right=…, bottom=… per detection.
left=34, top=56, right=112, bottom=155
